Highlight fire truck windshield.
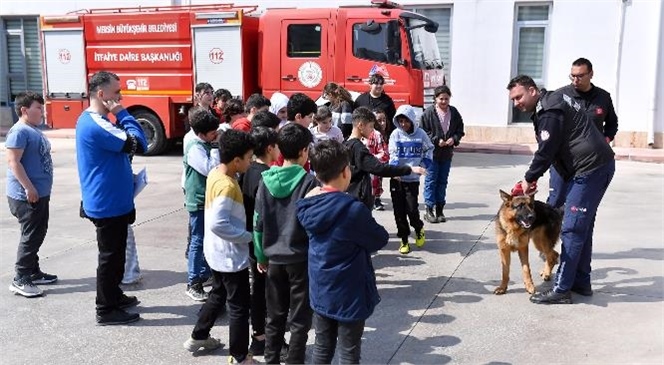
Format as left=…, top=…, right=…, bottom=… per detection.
left=406, top=18, right=443, bottom=70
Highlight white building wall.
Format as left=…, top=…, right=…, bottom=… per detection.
left=546, top=1, right=621, bottom=96
left=615, top=0, right=662, bottom=146
left=447, top=0, right=515, bottom=127
left=1, top=0, right=661, bottom=146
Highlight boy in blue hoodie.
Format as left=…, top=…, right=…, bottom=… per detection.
left=389, top=105, right=434, bottom=254
left=297, top=140, right=389, bottom=364
left=253, top=123, right=318, bottom=364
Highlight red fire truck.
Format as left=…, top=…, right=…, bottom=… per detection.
left=40, top=1, right=445, bottom=155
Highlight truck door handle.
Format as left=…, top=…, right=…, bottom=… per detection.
left=281, top=74, right=297, bottom=81
left=347, top=75, right=363, bottom=82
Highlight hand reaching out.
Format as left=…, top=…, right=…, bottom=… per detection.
left=411, top=166, right=427, bottom=176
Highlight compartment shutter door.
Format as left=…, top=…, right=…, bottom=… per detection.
left=6, top=19, right=26, bottom=96
left=4, top=18, right=42, bottom=97
left=42, top=30, right=86, bottom=95
left=193, top=25, right=243, bottom=96
left=23, top=18, right=42, bottom=94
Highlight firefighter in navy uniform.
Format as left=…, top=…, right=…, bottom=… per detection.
left=547, top=57, right=619, bottom=209
left=507, top=75, right=615, bottom=304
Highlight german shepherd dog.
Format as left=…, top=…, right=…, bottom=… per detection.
left=494, top=190, right=562, bottom=295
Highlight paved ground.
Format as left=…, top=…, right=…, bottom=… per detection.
left=0, top=138, right=662, bottom=364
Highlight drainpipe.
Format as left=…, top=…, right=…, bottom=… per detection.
left=613, top=0, right=628, bottom=146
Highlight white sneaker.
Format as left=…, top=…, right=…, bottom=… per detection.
left=183, top=336, right=222, bottom=352
left=9, top=277, right=43, bottom=298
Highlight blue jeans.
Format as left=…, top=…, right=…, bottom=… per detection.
left=554, top=160, right=615, bottom=293
left=122, top=225, right=141, bottom=284
left=187, top=210, right=210, bottom=285
left=547, top=167, right=570, bottom=210
left=423, top=159, right=452, bottom=207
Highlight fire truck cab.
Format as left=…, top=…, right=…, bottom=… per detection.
left=40, top=1, right=444, bottom=155
left=259, top=3, right=445, bottom=108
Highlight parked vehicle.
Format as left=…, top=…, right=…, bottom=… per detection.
left=40, top=0, right=444, bottom=155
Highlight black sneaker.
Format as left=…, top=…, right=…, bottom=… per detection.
left=186, top=283, right=208, bottom=302
left=373, top=198, right=385, bottom=211
left=571, top=285, right=593, bottom=296
left=530, top=289, right=572, bottom=304
left=202, top=276, right=214, bottom=287
left=118, top=294, right=140, bottom=309
left=30, top=271, right=58, bottom=285
left=249, top=335, right=265, bottom=356
left=9, top=277, right=43, bottom=298
left=280, top=340, right=289, bottom=362
left=96, top=309, right=140, bottom=326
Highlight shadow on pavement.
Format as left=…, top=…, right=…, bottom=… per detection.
left=534, top=266, right=664, bottom=307
left=133, top=303, right=211, bottom=327
left=388, top=334, right=458, bottom=364
left=444, top=202, right=489, bottom=210
left=594, top=247, right=664, bottom=261
left=40, top=269, right=184, bottom=295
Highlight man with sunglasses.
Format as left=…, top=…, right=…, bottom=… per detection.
left=547, top=58, right=619, bottom=210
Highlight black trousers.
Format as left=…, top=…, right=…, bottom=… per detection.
left=312, top=312, right=365, bottom=364
left=390, top=180, right=424, bottom=239
left=7, top=196, right=50, bottom=279
left=88, top=210, right=134, bottom=314
left=264, top=261, right=312, bottom=364
left=193, top=268, right=250, bottom=361
left=250, top=259, right=267, bottom=336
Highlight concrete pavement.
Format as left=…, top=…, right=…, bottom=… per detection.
left=0, top=138, right=662, bottom=364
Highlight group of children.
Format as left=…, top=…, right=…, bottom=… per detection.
left=178, top=84, right=464, bottom=363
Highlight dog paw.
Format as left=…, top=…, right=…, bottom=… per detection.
left=525, top=284, right=536, bottom=294
left=494, top=287, right=507, bottom=295
left=540, top=270, right=552, bottom=281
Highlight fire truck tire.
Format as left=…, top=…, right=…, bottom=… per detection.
left=133, top=110, right=167, bottom=156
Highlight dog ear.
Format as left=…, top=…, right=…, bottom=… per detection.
left=499, top=189, right=511, bottom=202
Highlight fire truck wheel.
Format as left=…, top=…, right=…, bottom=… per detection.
left=133, top=110, right=167, bottom=156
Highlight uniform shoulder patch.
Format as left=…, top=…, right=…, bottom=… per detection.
left=540, top=130, right=550, bottom=141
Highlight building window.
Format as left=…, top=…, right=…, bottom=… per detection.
left=287, top=24, right=321, bottom=58
left=511, top=4, right=550, bottom=123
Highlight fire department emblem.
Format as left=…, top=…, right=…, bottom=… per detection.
left=298, top=62, right=323, bottom=88
left=209, top=48, right=224, bottom=64
left=58, top=49, right=71, bottom=64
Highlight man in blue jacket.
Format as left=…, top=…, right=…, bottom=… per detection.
left=76, top=71, right=147, bottom=325
left=297, top=140, right=389, bottom=364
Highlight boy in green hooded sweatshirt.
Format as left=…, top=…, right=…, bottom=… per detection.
left=253, top=123, right=318, bottom=364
